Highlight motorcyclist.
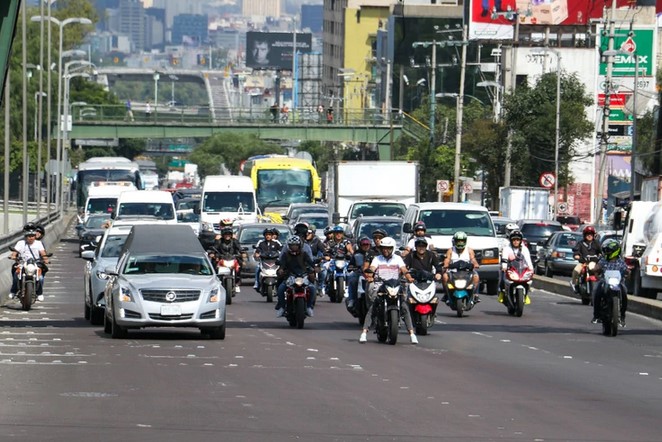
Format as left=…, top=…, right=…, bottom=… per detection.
left=214, top=218, right=234, bottom=241
left=403, top=238, right=442, bottom=282
left=325, top=225, right=354, bottom=256
left=359, top=237, right=418, bottom=344
left=402, top=221, right=434, bottom=256
left=571, top=226, right=602, bottom=293
left=253, top=227, right=283, bottom=290
left=280, top=222, right=314, bottom=262
left=442, top=231, right=481, bottom=304
left=370, top=228, right=387, bottom=256
left=275, top=236, right=317, bottom=318
left=211, top=226, right=243, bottom=292
left=498, top=230, right=533, bottom=304
left=591, top=239, right=628, bottom=326
left=305, top=226, right=325, bottom=298
left=23, top=222, right=49, bottom=276
left=322, top=226, right=334, bottom=245
left=9, top=229, right=50, bottom=301
left=346, top=236, right=375, bottom=311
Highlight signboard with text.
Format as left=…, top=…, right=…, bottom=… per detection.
left=245, top=32, right=312, bottom=70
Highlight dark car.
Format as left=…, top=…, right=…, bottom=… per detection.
left=175, top=197, right=200, bottom=213
left=556, top=215, right=582, bottom=232
left=351, top=216, right=404, bottom=246
left=172, top=188, right=202, bottom=206
left=75, top=214, right=111, bottom=257
left=517, top=219, right=565, bottom=256
left=283, top=203, right=328, bottom=225
left=235, top=222, right=293, bottom=278
left=293, top=212, right=329, bottom=238
left=536, top=231, right=582, bottom=277
left=596, top=229, right=623, bottom=247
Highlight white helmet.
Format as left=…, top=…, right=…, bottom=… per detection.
left=505, top=223, right=519, bottom=234
left=380, top=237, right=397, bottom=248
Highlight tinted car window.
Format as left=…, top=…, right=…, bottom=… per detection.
left=124, top=254, right=213, bottom=275
left=350, top=203, right=406, bottom=218
left=100, top=234, right=130, bottom=258
left=556, top=233, right=581, bottom=248
left=520, top=223, right=564, bottom=239
left=355, top=221, right=403, bottom=242
left=418, top=210, right=494, bottom=237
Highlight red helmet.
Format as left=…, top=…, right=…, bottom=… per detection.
left=583, top=226, right=596, bottom=236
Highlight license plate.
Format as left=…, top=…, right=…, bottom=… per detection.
left=160, top=305, right=181, bottom=316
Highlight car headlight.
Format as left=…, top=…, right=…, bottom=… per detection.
left=208, top=287, right=220, bottom=303
left=96, top=270, right=109, bottom=280
left=483, top=249, right=496, bottom=258
left=119, top=286, right=133, bottom=302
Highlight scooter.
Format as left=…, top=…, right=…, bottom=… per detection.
left=325, top=251, right=348, bottom=303
left=284, top=273, right=312, bottom=329
left=502, top=258, right=534, bottom=317
left=372, top=277, right=403, bottom=345
left=407, top=269, right=439, bottom=335
left=8, top=247, right=52, bottom=311
left=445, top=261, right=477, bottom=318
left=598, top=269, right=623, bottom=337
left=258, top=250, right=280, bottom=303
left=578, top=254, right=600, bottom=305
left=208, top=247, right=239, bottom=305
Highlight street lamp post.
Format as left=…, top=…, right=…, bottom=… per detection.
left=153, top=72, right=160, bottom=112
left=169, top=74, right=178, bottom=106
left=62, top=64, right=92, bottom=163
left=33, top=91, right=47, bottom=141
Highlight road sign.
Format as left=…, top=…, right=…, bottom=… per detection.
left=557, top=202, right=568, bottom=214
left=462, top=182, right=473, bottom=194
left=437, top=180, right=449, bottom=192
left=539, top=172, right=556, bottom=189
left=597, top=93, right=629, bottom=107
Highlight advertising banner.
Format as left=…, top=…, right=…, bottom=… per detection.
left=469, top=0, right=637, bottom=41
left=245, top=32, right=312, bottom=70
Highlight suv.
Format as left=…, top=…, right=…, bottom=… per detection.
left=283, top=203, right=328, bottom=225
left=517, top=219, right=565, bottom=255
left=401, top=202, right=500, bottom=294
left=352, top=216, right=404, bottom=245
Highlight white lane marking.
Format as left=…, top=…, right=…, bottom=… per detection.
left=563, top=356, right=573, bottom=359
left=639, top=372, right=649, bottom=376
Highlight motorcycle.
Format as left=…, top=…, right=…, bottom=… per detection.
left=578, top=254, right=600, bottom=306
left=8, top=247, right=52, bottom=311
left=407, top=269, right=439, bottom=335
left=257, top=250, right=280, bottom=303
left=598, top=269, right=623, bottom=337
left=371, top=277, right=404, bottom=345
left=284, top=273, right=312, bottom=329
left=325, top=251, right=348, bottom=303
left=445, top=260, right=477, bottom=318
left=350, top=275, right=370, bottom=326
left=502, top=258, right=534, bottom=317
left=208, top=248, right=240, bottom=305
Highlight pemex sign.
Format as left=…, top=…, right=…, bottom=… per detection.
left=599, top=27, right=656, bottom=77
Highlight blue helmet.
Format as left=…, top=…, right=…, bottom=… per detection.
left=331, top=225, right=344, bottom=234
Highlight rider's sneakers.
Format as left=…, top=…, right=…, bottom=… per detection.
left=8, top=292, right=16, bottom=300
left=497, top=291, right=505, bottom=303
left=359, top=331, right=367, bottom=343
left=346, top=299, right=355, bottom=310
left=276, top=307, right=285, bottom=318
left=235, top=286, right=240, bottom=294
left=306, top=307, right=314, bottom=317
left=570, top=282, right=578, bottom=293
left=524, top=294, right=531, bottom=305
left=591, top=317, right=600, bottom=324
left=473, top=295, right=481, bottom=304
left=619, top=317, right=626, bottom=328
left=410, top=334, right=418, bottom=345
left=37, top=295, right=44, bottom=302
left=253, top=283, right=258, bottom=289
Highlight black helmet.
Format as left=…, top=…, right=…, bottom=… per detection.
left=414, top=221, right=427, bottom=232
left=287, top=235, right=302, bottom=254
left=263, top=227, right=273, bottom=236
left=509, top=230, right=523, bottom=241
left=23, top=222, right=37, bottom=232
left=221, top=227, right=233, bottom=236
left=23, top=230, right=37, bottom=237
left=372, top=228, right=387, bottom=238
left=35, top=225, right=45, bottom=237
left=358, top=236, right=371, bottom=247
left=414, top=238, right=428, bottom=248
left=294, top=222, right=309, bottom=236
left=323, top=226, right=333, bottom=236
left=271, top=228, right=280, bottom=237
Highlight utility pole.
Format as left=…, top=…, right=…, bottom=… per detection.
left=595, top=0, right=618, bottom=225
left=452, top=24, right=468, bottom=203
left=504, top=16, right=519, bottom=188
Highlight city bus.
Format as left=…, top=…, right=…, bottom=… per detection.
left=75, top=157, right=143, bottom=209
left=242, top=155, right=322, bottom=222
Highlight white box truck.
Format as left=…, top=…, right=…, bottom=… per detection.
left=332, top=161, right=419, bottom=225
left=499, top=186, right=551, bottom=220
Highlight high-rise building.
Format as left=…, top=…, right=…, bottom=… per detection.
left=119, top=0, right=145, bottom=51
left=152, top=0, right=204, bottom=33
left=172, top=14, right=209, bottom=45
left=242, top=0, right=281, bottom=19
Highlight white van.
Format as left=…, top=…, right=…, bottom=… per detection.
left=82, top=182, right=137, bottom=222
left=199, top=175, right=258, bottom=243
left=113, top=190, right=177, bottom=225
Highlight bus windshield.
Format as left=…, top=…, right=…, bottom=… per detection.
left=203, top=192, right=256, bottom=213
left=256, top=169, right=312, bottom=208
left=76, top=169, right=141, bottom=207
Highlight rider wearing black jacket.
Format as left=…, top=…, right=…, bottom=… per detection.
left=571, top=226, right=602, bottom=292
left=275, top=236, right=317, bottom=318
left=211, top=227, right=243, bottom=285
left=403, top=238, right=443, bottom=280
left=253, top=227, right=282, bottom=290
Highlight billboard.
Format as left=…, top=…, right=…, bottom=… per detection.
left=469, top=0, right=638, bottom=41
left=245, top=32, right=312, bottom=70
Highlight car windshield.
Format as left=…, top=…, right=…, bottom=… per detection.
left=521, top=223, right=564, bottom=239
left=178, top=212, right=200, bottom=223
left=118, top=202, right=174, bottom=220
left=257, top=169, right=312, bottom=207
left=356, top=221, right=403, bottom=241
left=203, top=191, right=255, bottom=212
left=289, top=206, right=327, bottom=220
left=349, top=203, right=406, bottom=219
left=492, top=220, right=513, bottom=236
left=86, top=197, right=116, bottom=215
left=238, top=227, right=292, bottom=245
left=418, top=210, right=495, bottom=237
left=123, top=254, right=213, bottom=275
left=86, top=216, right=110, bottom=229
left=100, top=235, right=129, bottom=258
left=298, top=215, right=328, bottom=230
left=556, top=233, right=581, bottom=248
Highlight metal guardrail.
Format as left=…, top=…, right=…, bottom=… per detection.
left=0, top=203, right=60, bottom=253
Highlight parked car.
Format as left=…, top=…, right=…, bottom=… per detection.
left=75, top=214, right=111, bottom=257
left=536, top=231, right=582, bottom=277
left=352, top=215, right=404, bottom=246
left=81, top=224, right=134, bottom=325
left=235, top=222, right=293, bottom=278
left=517, top=219, right=565, bottom=255
left=103, top=224, right=226, bottom=339
left=283, top=203, right=328, bottom=225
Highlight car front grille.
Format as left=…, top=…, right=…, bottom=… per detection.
left=148, top=313, right=195, bottom=321
left=140, top=289, right=201, bottom=303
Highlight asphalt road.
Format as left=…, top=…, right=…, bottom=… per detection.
left=1, top=227, right=662, bottom=441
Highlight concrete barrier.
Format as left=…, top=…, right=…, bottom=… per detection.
left=533, top=275, right=662, bottom=322
left=0, top=211, right=77, bottom=306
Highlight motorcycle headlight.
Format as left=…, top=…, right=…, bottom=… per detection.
left=607, top=277, right=620, bottom=287
left=24, top=263, right=38, bottom=276
left=294, top=277, right=305, bottom=286
left=523, top=270, right=533, bottom=279
left=119, top=286, right=133, bottom=302
left=454, top=279, right=467, bottom=289
left=262, top=268, right=278, bottom=277
left=336, top=260, right=346, bottom=269
left=208, top=287, right=220, bottom=303
left=587, top=262, right=597, bottom=271
left=96, top=270, right=109, bottom=280
left=386, top=286, right=400, bottom=297
left=507, top=270, right=520, bottom=281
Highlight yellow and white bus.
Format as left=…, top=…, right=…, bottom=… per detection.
left=242, top=155, right=322, bottom=223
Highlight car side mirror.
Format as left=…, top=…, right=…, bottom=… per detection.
left=81, top=250, right=95, bottom=260
left=193, top=207, right=200, bottom=215
left=104, top=266, right=118, bottom=276
left=403, top=222, right=412, bottom=233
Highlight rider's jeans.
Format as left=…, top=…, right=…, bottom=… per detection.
left=347, top=270, right=361, bottom=303
left=362, top=284, right=414, bottom=332
left=254, top=266, right=261, bottom=289
left=277, top=281, right=317, bottom=310
left=10, top=266, right=44, bottom=295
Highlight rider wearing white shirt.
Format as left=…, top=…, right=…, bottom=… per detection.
left=9, top=230, right=49, bottom=300
left=498, top=230, right=533, bottom=303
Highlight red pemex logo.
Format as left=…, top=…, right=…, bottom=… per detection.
left=620, top=37, right=636, bottom=53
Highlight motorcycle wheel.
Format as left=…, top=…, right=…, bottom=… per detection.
left=609, top=297, right=620, bottom=337
left=22, top=281, right=34, bottom=311
left=336, top=278, right=345, bottom=303
left=387, top=309, right=399, bottom=345
left=456, top=299, right=464, bottom=318
left=295, top=297, right=306, bottom=329
left=581, top=281, right=593, bottom=306
left=515, top=289, right=524, bottom=317
left=416, top=314, right=429, bottom=336
left=265, top=285, right=274, bottom=303
left=224, top=279, right=233, bottom=305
